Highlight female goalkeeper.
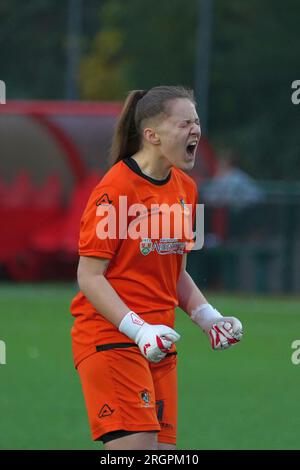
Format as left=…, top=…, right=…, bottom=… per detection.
left=70, top=85, right=243, bottom=450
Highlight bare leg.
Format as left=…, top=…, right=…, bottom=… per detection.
left=158, top=442, right=176, bottom=450
left=104, top=432, right=158, bottom=451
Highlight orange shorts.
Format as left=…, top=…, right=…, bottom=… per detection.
left=77, top=345, right=178, bottom=445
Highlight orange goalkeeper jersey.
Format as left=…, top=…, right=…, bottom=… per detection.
left=70, top=157, right=198, bottom=367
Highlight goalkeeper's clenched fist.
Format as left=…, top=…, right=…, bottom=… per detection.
left=191, top=304, right=243, bottom=350
left=207, top=318, right=243, bottom=350
left=119, top=305, right=242, bottom=359
left=119, top=311, right=180, bottom=362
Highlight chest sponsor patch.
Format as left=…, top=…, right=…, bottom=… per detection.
left=139, top=238, right=185, bottom=256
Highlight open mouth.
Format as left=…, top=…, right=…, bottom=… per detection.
left=186, top=141, right=198, bottom=157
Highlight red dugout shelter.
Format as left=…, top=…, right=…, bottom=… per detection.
left=0, top=100, right=217, bottom=281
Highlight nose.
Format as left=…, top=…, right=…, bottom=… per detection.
left=191, top=122, right=201, bottom=138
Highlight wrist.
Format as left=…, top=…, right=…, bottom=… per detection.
left=190, top=303, right=223, bottom=332
left=118, top=311, right=145, bottom=341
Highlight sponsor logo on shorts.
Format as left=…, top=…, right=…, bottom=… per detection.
left=140, top=389, right=151, bottom=407
left=98, top=403, right=114, bottom=418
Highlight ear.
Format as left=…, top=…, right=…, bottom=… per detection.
left=143, top=127, right=161, bottom=145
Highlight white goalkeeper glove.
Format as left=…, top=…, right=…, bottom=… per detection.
left=191, top=303, right=243, bottom=351
left=119, top=311, right=180, bottom=363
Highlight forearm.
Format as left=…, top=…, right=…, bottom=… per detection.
left=177, top=268, right=208, bottom=316
left=177, top=268, right=223, bottom=332
left=78, top=272, right=129, bottom=328
left=177, top=267, right=243, bottom=350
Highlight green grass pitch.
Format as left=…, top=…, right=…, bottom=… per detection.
left=0, top=283, right=299, bottom=450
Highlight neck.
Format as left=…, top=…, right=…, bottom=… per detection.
left=131, top=150, right=171, bottom=180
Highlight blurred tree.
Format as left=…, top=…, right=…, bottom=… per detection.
left=80, top=29, right=130, bottom=100
left=1, top=0, right=299, bottom=178
left=80, top=0, right=198, bottom=99
left=80, top=0, right=300, bottom=179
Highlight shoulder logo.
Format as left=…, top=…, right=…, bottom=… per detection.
left=96, top=193, right=112, bottom=206
left=98, top=404, right=114, bottom=418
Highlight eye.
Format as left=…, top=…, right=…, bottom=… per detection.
left=179, top=119, right=200, bottom=127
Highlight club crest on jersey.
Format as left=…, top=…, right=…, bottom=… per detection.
left=140, top=238, right=153, bottom=256
left=178, top=196, right=190, bottom=215
left=178, top=197, right=185, bottom=208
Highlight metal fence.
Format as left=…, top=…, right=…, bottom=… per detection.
left=188, top=181, right=300, bottom=293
